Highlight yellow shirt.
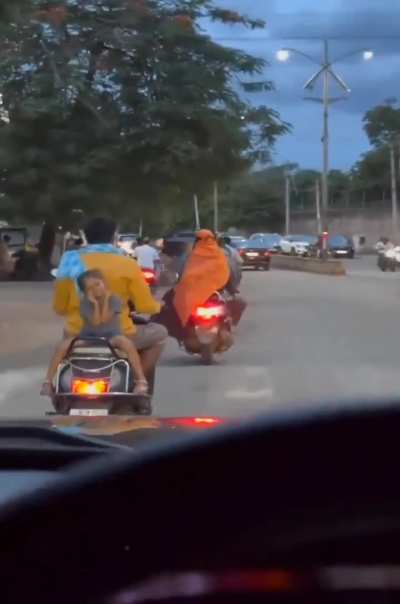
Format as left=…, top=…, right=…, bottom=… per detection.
left=53, top=251, right=160, bottom=335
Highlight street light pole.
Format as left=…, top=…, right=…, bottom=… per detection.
left=277, top=42, right=373, bottom=235
left=390, top=142, right=398, bottom=236
left=321, top=40, right=329, bottom=227
left=284, top=173, right=290, bottom=235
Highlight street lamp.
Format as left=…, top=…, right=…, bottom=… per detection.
left=277, top=41, right=373, bottom=230
left=276, top=49, right=290, bottom=63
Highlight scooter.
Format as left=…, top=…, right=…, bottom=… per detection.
left=50, top=336, right=151, bottom=416
left=183, top=293, right=233, bottom=365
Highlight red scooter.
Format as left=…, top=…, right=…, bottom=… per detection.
left=183, top=293, right=233, bottom=365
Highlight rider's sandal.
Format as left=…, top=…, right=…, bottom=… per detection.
left=133, top=379, right=149, bottom=396
left=40, top=380, right=54, bottom=397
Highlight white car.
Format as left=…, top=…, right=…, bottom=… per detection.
left=279, top=235, right=317, bottom=256
left=117, top=233, right=138, bottom=256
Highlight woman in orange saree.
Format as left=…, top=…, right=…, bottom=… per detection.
left=173, top=230, right=230, bottom=327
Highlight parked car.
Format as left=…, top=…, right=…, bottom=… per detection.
left=239, top=238, right=271, bottom=270
left=327, top=234, right=355, bottom=258
left=280, top=234, right=317, bottom=256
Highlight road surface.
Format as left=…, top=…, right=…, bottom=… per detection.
left=1, top=255, right=400, bottom=418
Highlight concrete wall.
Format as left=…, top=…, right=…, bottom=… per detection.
left=290, top=205, right=394, bottom=249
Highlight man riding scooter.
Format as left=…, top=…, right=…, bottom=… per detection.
left=52, top=217, right=168, bottom=407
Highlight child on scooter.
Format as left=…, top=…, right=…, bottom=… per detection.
left=40, top=269, right=148, bottom=396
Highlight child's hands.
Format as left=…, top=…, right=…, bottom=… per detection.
left=87, top=291, right=98, bottom=305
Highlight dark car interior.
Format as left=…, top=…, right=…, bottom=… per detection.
left=1, top=403, right=400, bottom=602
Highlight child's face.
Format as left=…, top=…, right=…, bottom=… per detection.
left=85, top=276, right=107, bottom=299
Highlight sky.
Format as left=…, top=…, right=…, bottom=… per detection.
left=204, top=0, right=400, bottom=171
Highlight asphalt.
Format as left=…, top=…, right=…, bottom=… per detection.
left=1, top=255, right=400, bottom=418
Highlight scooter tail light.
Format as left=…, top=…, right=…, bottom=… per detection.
left=194, top=304, right=225, bottom=321
left=72, top=379, right=109, bottom=395
left=142, top=269, right=155, bottom=284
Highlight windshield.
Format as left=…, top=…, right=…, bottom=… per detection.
left=0, top=1, right=398, bottom=440
left=244, top=239, right=270, bottom=249
left=329, top=235, right=350, bottom=246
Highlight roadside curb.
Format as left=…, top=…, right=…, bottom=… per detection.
left=271, top=255, right=346, bottom=276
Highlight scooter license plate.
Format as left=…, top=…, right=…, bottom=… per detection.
left=69, top=409, right=109, bottom=417
left=195, top=326, right=218, bottom=344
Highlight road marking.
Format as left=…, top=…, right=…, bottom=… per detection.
left=0, top=367, right=44, bottom=404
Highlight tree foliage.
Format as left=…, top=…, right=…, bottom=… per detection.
left=363, top=104, right=400, bottom=147
left=0, top=0, right=289, bottom=227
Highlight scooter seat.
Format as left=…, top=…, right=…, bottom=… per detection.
left=70, top=345, right=129, bottom=359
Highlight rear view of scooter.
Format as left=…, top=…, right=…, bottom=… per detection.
left=183, top=293, right=233, bottom=365
left=51, top=336, right=151, bottom=416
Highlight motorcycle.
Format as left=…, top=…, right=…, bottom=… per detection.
left=183, top=292, right=233, bottom=365
left=50, top=335, right=151, bottom=417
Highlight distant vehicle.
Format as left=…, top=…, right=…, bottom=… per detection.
left=163, top=232, right=196, bottom=258
left=280, top=234, right=317, bottom=257
left=239, top=238, right=271, bottom=270
left=228, top=236, right=248, bottom=249
left=249, top=232, right=281, bottom=241
left=256, top=234, right=282, bottom=253
left=0, top=226, right=28, bottom=257
left=327, top=234, right=355, bottom=258
left=117, top=233, right=138, bottom=256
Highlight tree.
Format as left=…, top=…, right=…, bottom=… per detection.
left=363, top=104, right=400, bottom=147
left=350, top=147, right=391, bottom=203
left=0, top=0, right=289, bottom=228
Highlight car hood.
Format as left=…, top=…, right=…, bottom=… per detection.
left=0, top=416, right=231, bottom=449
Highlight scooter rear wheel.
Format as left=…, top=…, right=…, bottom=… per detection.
left=200, top=344, right=214, bottom=365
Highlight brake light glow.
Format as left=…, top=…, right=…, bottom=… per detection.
left=142, top=270, right=155, bottom=284
left=72, top=379, right=109, bottom=395
left=194, top=417, right=220, bottom=424
left=195, top=304, right=225, bottom=320
left=164, top=417, right=223, bottom=429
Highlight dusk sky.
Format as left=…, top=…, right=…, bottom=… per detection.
left=204, top=0, right=400, bottom=171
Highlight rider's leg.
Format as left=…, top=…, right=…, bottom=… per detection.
left=41, top=337, right=74, bottom=395
left=110, top=335, right=148, bottom=394
left=130, top=324, right=168, bottom=394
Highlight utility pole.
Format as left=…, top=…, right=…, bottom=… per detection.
left=315, top=178, right=322, bottom=234
left=321, top=40, right=329, bottom=225
left=284, top=173, right=290, bottom=236
left=193, top=194, right=200, bottom=230
left=278, top=41, right=374, bottom=234
left=390, top=143, right=398, bottom=237
left=213, top=181, right=219, bottom=234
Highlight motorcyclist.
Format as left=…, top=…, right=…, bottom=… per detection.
left=218, top=235, right=242, bottom=293
left=218, top=235, right=247, bottom=327
left=132, top=236, right=160, bottom=271
left=53, top=217, right=168, bottom=394
left=156, top=230, right=230, bottom=342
